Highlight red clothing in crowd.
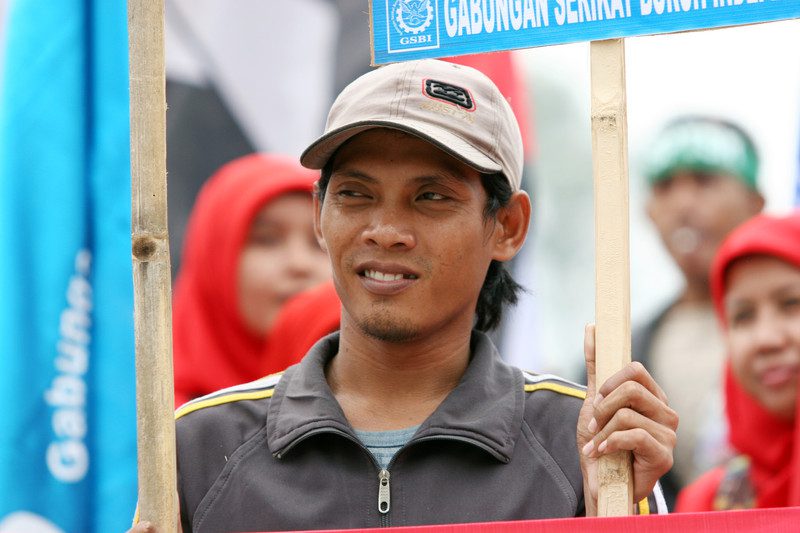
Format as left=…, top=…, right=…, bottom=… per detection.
left=676, top=211, right=800, bottom=511
left=261, top=280, right=341, bottom=377
left=172, top=154, right=319, bottom=406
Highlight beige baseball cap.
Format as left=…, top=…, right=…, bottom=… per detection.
left=300, top=59, right=524, bottom=191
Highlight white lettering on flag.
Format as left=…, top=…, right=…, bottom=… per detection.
left=44, top=250, right=92, bottom=484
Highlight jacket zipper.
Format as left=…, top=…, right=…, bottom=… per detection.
left=377, top=433, right=504, bottom=527
left=276, top=429, right=504, bottom=528
left=274, top=427, right=393, bottom=527
left=378, top=469, right=391, bottom=526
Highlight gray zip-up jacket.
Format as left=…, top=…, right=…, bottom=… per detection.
left=175, top=331, right=664, bottom=532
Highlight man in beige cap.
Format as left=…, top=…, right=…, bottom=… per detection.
left=134, top=59, right=677, bottom=532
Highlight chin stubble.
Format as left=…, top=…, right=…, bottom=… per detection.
left=358, top=311, right=419, bottom=343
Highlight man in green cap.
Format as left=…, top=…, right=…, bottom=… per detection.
left=633, top=116, right=764, bottom=507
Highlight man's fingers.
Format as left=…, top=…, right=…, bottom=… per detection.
left=578, top=336, right=677, bottom=508
left=592, top=380, right=679, bottom=431
left=583, top=425, right=674, bottom=503
left=582, top=407, right=676, bottom=462
left=597, top=361, right=668, bottom=405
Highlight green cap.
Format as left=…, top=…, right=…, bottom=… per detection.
left=643, top=118, right=759, bottom=191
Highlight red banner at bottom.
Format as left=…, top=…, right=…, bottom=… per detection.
left=271, top=507, right=800, bottom=533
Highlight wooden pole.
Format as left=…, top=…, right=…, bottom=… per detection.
left=128, top=0, right=177, bottom=530
left=590, top=38, right=634, bottom=517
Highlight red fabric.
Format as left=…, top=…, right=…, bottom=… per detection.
left=674, top=467, right=724, bottom=512
left=261, top=280, right=341, bottom=376
left=710, top=211, right=800, bottom=328
left=260, top=506, right=800, bottom=533
left=725, top=363, right=795, bottom=508
left=444, top=53, right=534, bottom=158
left=172, top=154, right=319, bottom=406
left=678, top=211, right=800, bottom=510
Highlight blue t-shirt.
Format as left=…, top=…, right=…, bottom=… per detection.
left=353, top=426, right=420, bottom=470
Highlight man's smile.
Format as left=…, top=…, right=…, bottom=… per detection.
left=355, top=261, right=421, bottom=295
left=363, top=270, right=418, bottom=281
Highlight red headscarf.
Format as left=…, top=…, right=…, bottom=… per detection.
left=172, top=154, right=319, bottom=406
left=261, top=280, right=341, bottom=376
left=678, top=211, right=800, bottom=510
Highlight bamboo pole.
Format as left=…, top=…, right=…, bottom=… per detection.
left=590, top=38, right=634, bottom=517
left=128, top=0, right=177, bottom=530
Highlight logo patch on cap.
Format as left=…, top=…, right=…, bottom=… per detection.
left=424, top=79, right=475, bottom=111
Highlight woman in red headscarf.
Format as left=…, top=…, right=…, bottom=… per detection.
left=172, top=154, right=332, bottom=406
left=676, top=211, right=800, bottom=511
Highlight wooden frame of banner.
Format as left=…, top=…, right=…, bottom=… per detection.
left=126, top=1, right=634, bottom=523
left=128, top=0, right=178, bottom=530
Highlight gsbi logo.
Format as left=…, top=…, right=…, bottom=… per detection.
left=387, top=0, right=440, bottom=54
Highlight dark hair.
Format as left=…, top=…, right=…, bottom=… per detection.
left=317, top=163, right=523, bottom=332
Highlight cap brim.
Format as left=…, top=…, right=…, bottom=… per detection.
left=300, top=120, right=502, bottom=176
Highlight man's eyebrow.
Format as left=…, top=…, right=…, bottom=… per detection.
left=413, top=171, right=469, bottom=186
left=329, top=169, right=377, bottom=183
left=330, top=168, right=473, bottom=186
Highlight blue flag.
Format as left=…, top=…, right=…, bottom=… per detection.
left=0, top=1, right=137, bottom=532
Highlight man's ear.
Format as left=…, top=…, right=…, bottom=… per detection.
left=313, top=182, right=327, bottom=253
left=492, top=190, right=531, bottom=262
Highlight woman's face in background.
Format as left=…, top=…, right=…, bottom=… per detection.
left=237, top=192, right=331, bottom=336
left=725, top=255, right=800, bottom=420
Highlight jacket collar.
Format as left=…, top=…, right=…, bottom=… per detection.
left=267, top=331, right=524, bottom=462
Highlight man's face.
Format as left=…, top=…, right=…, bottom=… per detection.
left=647, top=170, right=763, bottom=285
left=315, top=129, right=506, bottom=343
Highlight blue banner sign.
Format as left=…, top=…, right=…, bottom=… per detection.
left=371, top=0, right=800, bottom=64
